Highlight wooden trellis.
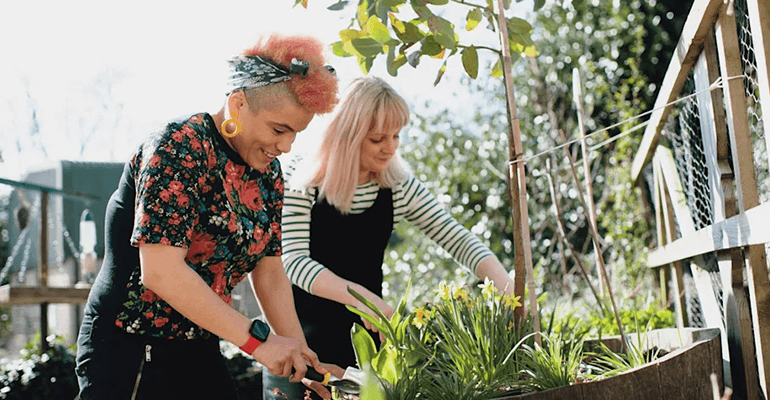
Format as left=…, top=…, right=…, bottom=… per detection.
left=0, top=177, right=97, bottom=353
left=631, top=0, right=770, bottom=398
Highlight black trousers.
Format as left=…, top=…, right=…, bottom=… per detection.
left=75, top=314, right=238, bottom=400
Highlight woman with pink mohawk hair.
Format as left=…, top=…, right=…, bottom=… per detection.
left=75, top=32, right=340, bottom=400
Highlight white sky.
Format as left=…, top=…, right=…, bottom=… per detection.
left=0, top=0, right=527, bottom=192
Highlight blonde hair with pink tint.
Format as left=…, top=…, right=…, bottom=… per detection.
left=292, top=76, right=410, bottom=214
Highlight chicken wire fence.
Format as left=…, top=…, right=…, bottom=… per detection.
left=651, top=0, right=767, bottom=330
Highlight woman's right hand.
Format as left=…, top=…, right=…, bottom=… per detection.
left=358, top=295, right=393, bottom=341
left=252, top=334, right=325, bottom=383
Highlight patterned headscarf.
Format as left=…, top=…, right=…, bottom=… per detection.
left=225, top=55, right=317, bottom=95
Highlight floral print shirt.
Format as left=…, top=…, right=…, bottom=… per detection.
left=114, top=113, right=283, bottom=339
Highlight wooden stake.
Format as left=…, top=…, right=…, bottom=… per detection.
left=558, top=129, right=627, bottom=349
left=494, top=0, right=538, bottom=336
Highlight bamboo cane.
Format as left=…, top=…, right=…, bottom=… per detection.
left=572, top=68, right=605, bottom=294
left=558, top=129, right=628, bottom=349
left=493, top=0, right=539, bottom=336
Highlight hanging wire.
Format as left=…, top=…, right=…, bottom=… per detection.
left=62, top=226, right=81, bottom=260
left=17, top=228, right=35, bottom=283
left=0, top=195, right=42, bottom=284
left=507, top=74, right=748, bottom=165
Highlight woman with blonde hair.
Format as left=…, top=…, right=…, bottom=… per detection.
left=75, top=32, right=340, bottom=400
left=267, top=76, right=515, bottom=399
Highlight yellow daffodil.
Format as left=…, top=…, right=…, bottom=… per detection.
left=437, top=282, right=451, bottom=301
left=503, top=293, right=522, bottom=309
left=478, top=277, right=497, bottom=300
left=412, top=306, right=428, bottom=329
left=453, top=286, right=469, bottom=302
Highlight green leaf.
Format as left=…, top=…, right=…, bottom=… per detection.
left=372, top=345, right=399, bottom=384
left=424, top=0, right=449, bottom=4
left=339, top=28, right=366, bottom=41
left=358, top=55, right=375, bottom=74
left=411, top=3, right=434, bottom=20
left=331, top=41, right=353, bottom=57
left=507, top=16, right=532, bottom=34
left=390, top=14, right=425, bottom=43
left=347, top=287, right=396, bottom=340
left=351, top=37, right=385, bottom=58
left=293, top=0, right=308, bottom=8
left=427, top=16, right=456, bottom=49
left=359, top=365, right=386, bottom=400
left=404, top=21, right=426, bottom=42
left=491, top=57, right=503, bottom=77
left=466, top=8, right=482, bottom=31
left=421, top=35, right=443, bottom=57
left=523, top=44, right=538, bottom=57
left=351, top=323, right=377, bottom=367
left=356, top=0, right=370, bottom=29
left=346, top=304, right=388, bottom=335
left=367, top=15, right=392, bottom=44
left=533, top=0, right=546, bottom=11
left=327, top=0, right=348, bottom=11
left=386, top=46, right=407, bottom=76
left=393, top=280, right=411, bottom=319
left=461, top=46, right=479, bottom=79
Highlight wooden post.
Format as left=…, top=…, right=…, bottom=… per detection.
left=39, top=191, right=49, bottom=354
left=716, top=3, right=770, bottom=397
left=655, top=158, right=687, bottom=328
left=494, top=0, right=538, bottom=334
left=652, top=158, right=668, bottom=309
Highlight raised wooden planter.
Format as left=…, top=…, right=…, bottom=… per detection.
left=497, top=327, right=723, bottom=400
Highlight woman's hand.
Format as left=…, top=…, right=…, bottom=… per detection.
left=301, top=362, right=346, bottom=400
left=356, top=295, right=393, bottom=342
left=252, top=334, right=325, bottom=383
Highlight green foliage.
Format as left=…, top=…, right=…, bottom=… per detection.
left=349, top=280, right=532, bottom=399
left=518, top=331, right=586, bottom=391
left=550, top=304, right=675, bottom=338
left=349, top=281, right=674, bottom=398
left=0, top=334, right=78, bottom=400
left=301, top=0, right=535, bottom=81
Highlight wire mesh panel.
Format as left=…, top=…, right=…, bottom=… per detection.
left=663, top=74, right=714, bottom=231
left=661, top=72, right=728, bottom=327
left=735, top=0, right=768, bottom=203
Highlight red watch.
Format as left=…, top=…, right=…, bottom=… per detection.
left=240, top=319, right=270, bottom=355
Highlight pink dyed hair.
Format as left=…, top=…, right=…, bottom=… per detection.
left=243, top=33, right=339, bottom=114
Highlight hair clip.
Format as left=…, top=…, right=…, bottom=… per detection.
left=290, top=58, right=310, bottom=78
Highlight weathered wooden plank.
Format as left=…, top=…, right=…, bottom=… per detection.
left=658, top=162, right=687, bottom=327
left=657, top=341, right=715, bottom=399
left=716, top=4, right=770, bottom=397
left=647, top=201, right=770, bottom=267
left=655, top=147, right=696, bottom=236
left=0, top=285, right=91, bottom=305
left=521, top=385, right=582, bottom=400
left=579, top=362, right=661, bottom=400
left=631, top=0, right=726, bottom=183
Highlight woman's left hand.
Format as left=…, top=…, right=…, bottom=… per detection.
left=301, top=362, right=346, bottom=400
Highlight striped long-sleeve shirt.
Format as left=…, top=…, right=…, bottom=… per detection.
left=282, top=175, right=496, bottom=293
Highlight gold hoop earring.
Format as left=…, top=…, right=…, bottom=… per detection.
left=221, top=109, right=241, bottom=138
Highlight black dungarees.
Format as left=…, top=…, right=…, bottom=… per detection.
left=263, top=188, right=393, bottom=400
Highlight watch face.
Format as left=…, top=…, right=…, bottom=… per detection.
left=250, top=319, right=271, bottom=342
